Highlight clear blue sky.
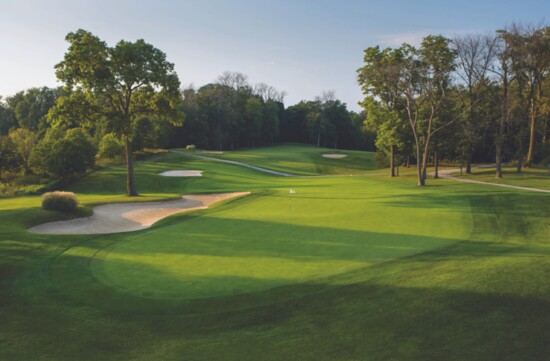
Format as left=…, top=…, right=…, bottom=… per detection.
left=1, top=0, right=548, bottom=111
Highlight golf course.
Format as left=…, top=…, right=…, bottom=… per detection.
left=1, top=144, right=549, bottom=360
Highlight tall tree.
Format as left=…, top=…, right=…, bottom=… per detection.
left=49, top=29, right=183, bottom=196
left=313, top=90, right=336, bottom=147
left=453, top=34, right=497, bottom=173
left=358, top=36, right=457, bottom=186
left=491, top=31, right=513, bottom=178
left=502, top=24, right=550, bottom=169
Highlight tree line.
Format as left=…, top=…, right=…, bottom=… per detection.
left=357, top=22, right=550, bottom=186
left=178, top=77, right=373, bottom=152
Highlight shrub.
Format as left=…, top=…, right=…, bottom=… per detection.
left=41, top=191, right=78, bottom=212
left=186, top=144, right=196, bottom=151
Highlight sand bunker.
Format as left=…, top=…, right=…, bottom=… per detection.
left=28, top=192, right=250, bottom=235
left=322, top=154, right=348, bottom=159
left=200, top=151, right=224, bottom=154
left=159, top=170, right=203, bottom=177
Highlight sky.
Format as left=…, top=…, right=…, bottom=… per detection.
left=1, top=0, right=548, bottom=111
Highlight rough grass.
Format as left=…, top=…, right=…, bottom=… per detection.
left=1, top=145, right=549, bottom=361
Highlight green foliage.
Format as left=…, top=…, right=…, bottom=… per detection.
left=49, top=29, right=184, bottom=196
left=0, top=135, right=21, bottom=176
left=374, top=150, right=390, bottom=168
left=357, top=35, right=457, bottom=185
left=41, top=191, right=78, bottom=212
left=0, top=101, right=17, bottom=135
left=8, top=127, right=37, bottom=175
left=97, top=133, right=123, bottom=159
left=5, top=87, right=60, bottom=131
left=36, top=128, right=96, bottom=180
left=132, top=117, right=156, bottom=151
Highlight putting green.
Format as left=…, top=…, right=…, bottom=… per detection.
left=89, top=178, right=471, bottom=300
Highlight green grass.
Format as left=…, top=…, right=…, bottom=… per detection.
left=1, top=145, right=550, bottom=360
left=191, top=144, right=377, bottom=175
left=453, top=166, right=550, bottom=190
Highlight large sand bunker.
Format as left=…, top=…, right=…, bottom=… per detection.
left=322, top=154, right=348, bottom=159
left=28, top=192, right=250, bottom=235
left=160, top=170, right=203, bottom=177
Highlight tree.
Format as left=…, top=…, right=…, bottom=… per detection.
left=243, top=97, right=264, bottom=146
left=263, top=100, right=281, bottom=145
left=49, top=29, right=183, bottom=196
left=6, top=87, right=60, bottom=132
left=491, top=31, right=513, bottom=178
left=313, top=91, right=336, bottom=147
left=0, top=136, right=20, bottom=178
left=501, top=24, right=550, bottom=169
left=453, top=34, right=497, bottom=173
left=363, top=98, right=405, bottom=176
left=98, top=133, right=124, bottom=160
left=282, top=101, right=313, bottom=143
left=8, top=128, right=37, bottom=175
left=38, top=128, right=96, bottom=181
left=358, top=36, right=457, bottom=186
left=0, top=98, right=17, bottom=136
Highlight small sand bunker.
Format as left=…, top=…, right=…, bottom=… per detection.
left=160, top=170, right=203, bottom=177
left=28, top=192, right=250, bottom=235
left=322, top=154, right=348, bottom=159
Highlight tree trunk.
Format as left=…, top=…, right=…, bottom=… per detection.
left=543, top=113, right=549, bottom=147
left=496, top=66, right=508, bottom=179
left=419, top=147, right=428, bottom=187
left=316, top=126, right=321, bottom=147
left=125, top=138, right=138, bottom=196
left=406, top=156, right=410, bottom=168
left=415, top=142, right=424, bottom=186
left=466, top=158, right=472, bottom=174
left=495, top=142, right=503, bottom=178
left=526, top=100, right=536, bottom=167
left=516, top=136, right=523, bottom=174
left=390, top=144, right=396, bottom=177
left=434, top=151, right=439, bottom=179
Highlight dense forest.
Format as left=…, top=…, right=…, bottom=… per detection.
left=1, top=22, right=550, bottom=194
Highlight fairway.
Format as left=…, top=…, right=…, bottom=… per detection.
left=2, top=145, right=550, bottom=360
